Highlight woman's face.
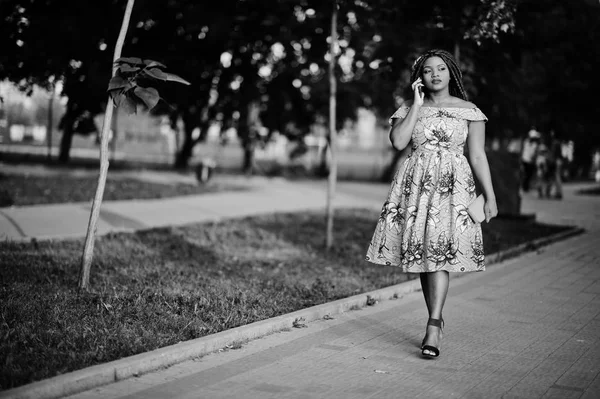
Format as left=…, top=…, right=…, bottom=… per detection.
left=421, top=56, right=451, bottom=93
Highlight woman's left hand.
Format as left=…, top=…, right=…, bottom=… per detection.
left=484, top=197, right=498, bottom=223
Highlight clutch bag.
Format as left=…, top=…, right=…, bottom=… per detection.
left=467, top=194, right=486, bottom=223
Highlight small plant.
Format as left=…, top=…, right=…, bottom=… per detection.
left=292, top=317, right=308, bottom=328
left=348, top=304, right=361, bottom=311
left=107, top=57, right=190, bottom=115
left=323, top=314, right=335, bottom=320
left=78, top=0, right=192, bottom=292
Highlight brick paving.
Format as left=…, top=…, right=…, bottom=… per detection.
left=64, top=185, right=600, bottom=399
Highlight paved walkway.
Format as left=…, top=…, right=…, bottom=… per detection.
left=0, top=167, right=384, bottom=242
left=51, top=182, right=597, bottom=399
left=3, top=163, right=598, bottom=242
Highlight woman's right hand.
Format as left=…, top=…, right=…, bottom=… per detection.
left=411, top=78, right=425, bottom=107
left=484, top=197, right=498, bottom=223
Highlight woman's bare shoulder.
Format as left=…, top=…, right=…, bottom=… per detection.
left=451, top=98, right=477, bottom=109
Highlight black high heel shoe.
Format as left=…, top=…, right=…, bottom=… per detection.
left=421, top=318, right=443, bottom=358
left=421, top=317, right=444, bottom=349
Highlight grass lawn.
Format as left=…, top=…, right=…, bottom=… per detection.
left=0, top=209, right=574, bottom=390
left=0, top=172, right=240, bottom=207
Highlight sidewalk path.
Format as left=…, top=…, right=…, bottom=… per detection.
left=0, top=171, right=380, bottom=242
left=3, top=163, right=598, bottom=242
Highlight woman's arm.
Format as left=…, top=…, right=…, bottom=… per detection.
left=467, top=120, right=498, bottom=222
left=389, top=102, right=420, bottom=150
left=390, top=78, right=425, bottom=151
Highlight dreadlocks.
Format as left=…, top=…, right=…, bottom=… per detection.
left=410, top=49, right=468, bottom=101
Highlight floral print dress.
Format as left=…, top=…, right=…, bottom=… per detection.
left=365, top=106, right=488, bottom=273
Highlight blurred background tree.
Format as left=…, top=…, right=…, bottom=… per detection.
left=1, top=0, right=598, bottom=174
left=0, top=0, right=125, bottom=163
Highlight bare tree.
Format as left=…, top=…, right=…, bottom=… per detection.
left=46, top=82, right=56, bottom=161
left=78, top=0, right=136, bottom=290
left=325, top=0, right=338, bottom=249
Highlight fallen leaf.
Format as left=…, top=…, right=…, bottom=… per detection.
left=293, top=317, right=308, bottom=328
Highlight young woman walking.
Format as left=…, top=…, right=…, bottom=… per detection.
left=365, top=49, right=498, bottom=358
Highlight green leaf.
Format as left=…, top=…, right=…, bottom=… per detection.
left=133, top=86, right=160, bottom=110
left=143, top=67, right=169, bottom=81
left=107, top=76, right=129, bottom=91
left=112, top=93, right=122, bottom=106
left=108, top=89, right=121, bottom=102
left=118, top=64, right=141, bottom=74
left=143, top=59, right=167, bottom=69
left=143, top=68, right=190, bottom=85
left=115, top=57, right=144, bottom=66
left=164, top=72, right=191, bottom=85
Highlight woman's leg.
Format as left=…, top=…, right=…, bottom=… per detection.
left=421, top=272, right=446, bottom=319
left=422, top=271, right=449, bottom=354
left=419, top=273, right=431, bottom=316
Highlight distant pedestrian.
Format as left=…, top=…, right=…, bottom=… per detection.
left=521, top=128, right=540, bottom=192
left=560, top=140, right=575, bottom=181
left=546, top=130, right=564, bottom=199
left=365, top=49, right=498, bottom=359
left=534, top=131, right=564, bottom=199
left=535, top=141, right=550, bottom=198
left=592, top=149, right=600, bottom=182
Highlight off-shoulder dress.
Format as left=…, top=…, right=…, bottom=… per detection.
left=365, top=106, right=488, bottom=273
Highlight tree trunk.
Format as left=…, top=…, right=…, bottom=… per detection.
left=452, top=5, right=461, bottom=65
left=197, top=116, right=211, bottom=143
left=168, top=111, right=181, bottom=164
left=317, top=141, right=329, bottom=177
left=58, top=113, right=75, bottom=164
left=79, top=0, right=136, bottom=291
left=110, top=106, right=119, bottom=161
left=174, top=128, right=195, bottom=169
left=46, top=84, right=55, bottom=162
left=242, top=142, right=255, bottom=175
left=454, top=40, right=461, bottom=65
left=174, top=110, right=199, bottom=169
left=381, top=146, right=411, bottom=182
left=237, top=103, right=256, bottom=175
left=325, top=0, right=338, bottom=249
left=381, top=150, right=402, bottom=183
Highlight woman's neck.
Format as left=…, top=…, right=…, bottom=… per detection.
left=425, top=90, right=452, bottom=105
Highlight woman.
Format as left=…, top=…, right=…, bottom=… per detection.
left=365, top=49, right=498, bottom=358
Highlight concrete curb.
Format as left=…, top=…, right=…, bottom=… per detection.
left=0, top=226, right=585, bottom=399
